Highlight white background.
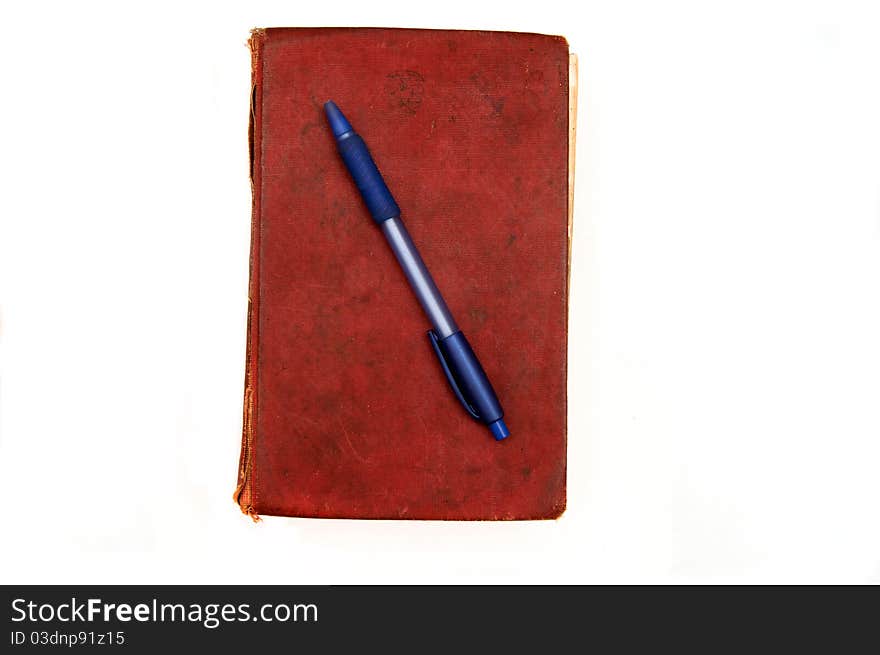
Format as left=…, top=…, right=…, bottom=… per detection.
left=1, top=0, right=878, bottom=584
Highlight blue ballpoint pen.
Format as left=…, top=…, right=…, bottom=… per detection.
left=324, top=101, right=510, bottom=441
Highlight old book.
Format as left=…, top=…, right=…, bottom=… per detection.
left=236, top=27, right=571, bottom=520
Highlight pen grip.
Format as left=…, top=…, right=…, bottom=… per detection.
left=336, top=134, right=401, bottom=224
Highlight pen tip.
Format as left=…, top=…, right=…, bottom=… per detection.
left=324, top=100, right=353, bottom=138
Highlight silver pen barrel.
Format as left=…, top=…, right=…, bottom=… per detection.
left=380, top=217, right=459, bottom=339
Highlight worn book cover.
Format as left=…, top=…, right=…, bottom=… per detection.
left=236, top=27, right=571, bottom=520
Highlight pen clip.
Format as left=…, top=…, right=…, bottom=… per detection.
left=427, top=330, right=482, bottom=421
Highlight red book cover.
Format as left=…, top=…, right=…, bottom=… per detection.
left=236, top=28, right=570, bottom=520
